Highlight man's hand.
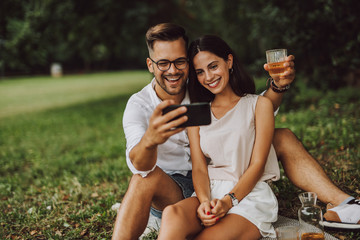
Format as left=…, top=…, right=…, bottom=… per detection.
left=143, top=100, right=188, bottom=148
left=129, top=100, right=188, bottom=171
left=264, top=55, right=295, bottom=88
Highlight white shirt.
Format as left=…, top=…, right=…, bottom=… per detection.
left=123, top=78, right=192, bottom=177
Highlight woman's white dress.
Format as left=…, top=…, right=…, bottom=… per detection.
left=197, top=94, right=280, bottom=238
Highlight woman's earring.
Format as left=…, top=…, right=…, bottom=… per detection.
left=229, top=68, right=233, bottom=74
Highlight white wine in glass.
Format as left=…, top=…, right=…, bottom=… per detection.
left=266, top=49, right=288, bottom=78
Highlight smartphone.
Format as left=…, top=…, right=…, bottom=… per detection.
left=162, top=102, right=211, bottom=128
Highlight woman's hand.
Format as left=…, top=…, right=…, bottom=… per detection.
left=197, top=200, right=218, bottom=227
left=197, top=197, right=232, bottom=227
left=209, top=197, right=232, bottom=221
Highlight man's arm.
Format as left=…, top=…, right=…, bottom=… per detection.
left=128, top=100, right=188, bottom=171
left=263, top=55, right=295, bottom=112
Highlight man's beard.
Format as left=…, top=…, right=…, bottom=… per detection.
left=155, top=74, right=186, bottom=96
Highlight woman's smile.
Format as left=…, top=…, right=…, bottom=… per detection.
left=208, top=78, right=221, bottom=88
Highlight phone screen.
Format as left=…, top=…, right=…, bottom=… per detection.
left=162, top=102, right=211, bottom=128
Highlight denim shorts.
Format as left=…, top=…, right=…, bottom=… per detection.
left=150, top=171, right=194, bottom=218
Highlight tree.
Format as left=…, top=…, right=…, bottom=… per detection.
left=1, top=0, right=359, bottom=89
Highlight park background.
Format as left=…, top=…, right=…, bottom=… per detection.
left=0, top=0, right=359, bottom=239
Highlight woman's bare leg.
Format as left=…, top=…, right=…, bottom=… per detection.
left=158, top=197, right=203, bottom=240
left=195, top=214, right=261, bottom=240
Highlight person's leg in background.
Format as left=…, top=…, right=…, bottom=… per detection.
left=273, top=128, right=352, bottom=206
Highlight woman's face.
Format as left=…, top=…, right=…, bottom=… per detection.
left=193, top=51, right=233, bottom=95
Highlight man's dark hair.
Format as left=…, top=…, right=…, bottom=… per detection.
left=145, top=23, right=189, bottom=52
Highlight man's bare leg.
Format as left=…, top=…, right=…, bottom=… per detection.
left=112, top=167, right=184, bottom=240
left=273, top=128, right=350, bottom=206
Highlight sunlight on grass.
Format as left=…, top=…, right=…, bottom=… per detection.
left=0, top=72, right=358, bottom=239
left=0, top=70, right=151, bottom=119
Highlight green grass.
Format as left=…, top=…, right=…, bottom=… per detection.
left=0, top=70, right=151, bottom=119
left=272, top=85, right=360, bottom=240
left=0, top=71, right=150, bottom=239
left=0, top=72, right=359, bottom=239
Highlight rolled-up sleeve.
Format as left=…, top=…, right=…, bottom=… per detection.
left=123, top=99, right=156, bottom=177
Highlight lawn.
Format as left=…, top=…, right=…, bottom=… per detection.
left=0, top=71, right=151, bottom=119
left=0, top=71, right=359, bottom=239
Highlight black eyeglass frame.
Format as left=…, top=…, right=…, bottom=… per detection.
left=149, top=57, right=189, bottom=71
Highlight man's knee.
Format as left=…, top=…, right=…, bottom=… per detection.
left=126, top=171, right=162, bottom=198
left=127, top=168, right=183, bottom=207
left=274, top=128, right=295, bottom=142
left=129, top=167, right=164, bottom=188
left=274, top=128, right=299, bottom=151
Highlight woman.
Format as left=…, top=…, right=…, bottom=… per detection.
left=157, top=35, right=280, bottom=240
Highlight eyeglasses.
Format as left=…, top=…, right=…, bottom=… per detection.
left=149, top=57, right=188, bottom=71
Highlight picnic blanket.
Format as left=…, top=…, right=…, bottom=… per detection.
left=141, top=214, right=339, bottom=240
left=260, top=215, right=338, bottom=240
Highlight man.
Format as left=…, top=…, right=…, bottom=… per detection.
left=112, top=23, right=359, bottom=240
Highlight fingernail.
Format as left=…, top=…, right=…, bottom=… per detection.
left=207, top=211, right=210, bottom=215
left=216, top=217, right=219, bottom=221
left=212, top=215, right=216, bottom=218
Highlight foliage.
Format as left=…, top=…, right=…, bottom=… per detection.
left=182, top=0, right=360, bottom=89
left=0, top=72, right=359, bottom=239
left=0, top=0, right=174, bottom=74
left=246, top=0, right=360, bottom=89
left=1, top=0, right=360, bottom=88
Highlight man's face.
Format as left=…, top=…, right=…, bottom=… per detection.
left=146, top=38, right=189, bottom=100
